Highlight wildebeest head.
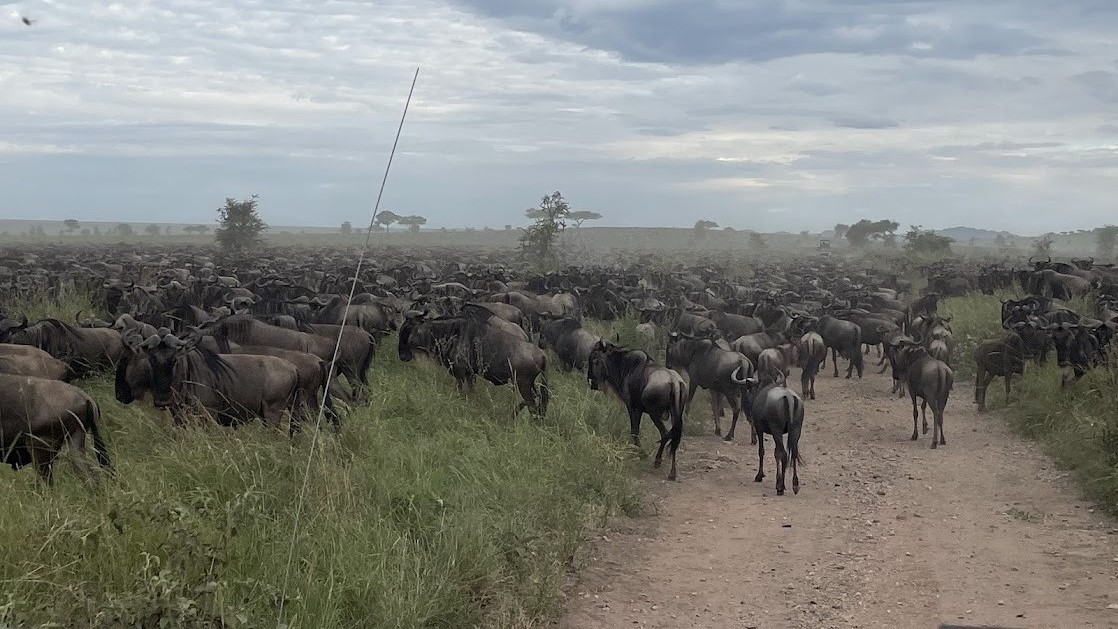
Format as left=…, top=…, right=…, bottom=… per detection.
left=0, top=315, right=28, bottom=341
left=142, top=333, right=192, bottom=409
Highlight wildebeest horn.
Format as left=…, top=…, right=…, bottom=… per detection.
left=18, top=315, right=27, bottom=330
left=141, top=334, right=161, bottom=349
left=940, top=315, right=952, bottom=323
left=122, top=332, right=144, bottom=351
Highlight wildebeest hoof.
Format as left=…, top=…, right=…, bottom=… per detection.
left=939, top=438, right=946, bottom=445
left=667, top=472, right=677, bottom=481
left=776, top=487, right=785, bottom=496
left=930, top=441, right=938, bottom=449
left=653, top=458, right=662, bottom=468
left=754, top=473, right=764, bottom=482
left=722, top=434, right=733, bottom=442
left=792, top=482, right=800, bottom=495
left=910, top=432, right=918, bottom=441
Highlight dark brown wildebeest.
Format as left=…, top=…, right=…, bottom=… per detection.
left=206, top=314, right=371, bottom=399
left=537, top=316, right=600, bottom=370
left=223, top=344, right=335, bottom=428
left=116, top=333, right=301, bottom=430
left=398, top=313, right=550, bottom=415
left=0, top=344, right=69, bottom=380
left=587, top=340, right=685, bottom=480
left=893, top=342, right=953, bottom=448
left=1, top=317, right=122, bottom=377
left=973, top=332, right=1026, bottom=412
left=742, top=374, right=804, bottom=495
left=811, top=315, right=864, bottom=379
left=666, top=331, right=754, bottom=442
left=1, top=374, right=111, bottom=484
left=797, top=331, right=826, bottom=400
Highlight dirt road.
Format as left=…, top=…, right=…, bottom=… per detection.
left=557, top=366, right=1118, bottom=629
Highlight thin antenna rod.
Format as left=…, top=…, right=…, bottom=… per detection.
left=277, top=66, right=420, bottom=629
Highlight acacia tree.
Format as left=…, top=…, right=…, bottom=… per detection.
left=519, top=191, right=570, bottom=267
left=693, top=220, right=719, bottom=239
left=845, top=219, right=899, bottom=247
left=398, top=215, right=428, bottom=234
left=375, top=211, right=402, bottom=232
left=63, top=219, right=80, bottom=234
left=1033, top=233, right=1055, bottom=258
left=116, top=223, right=134, bottom=236
left=749, top=232, right=767, bottom=250
left=568, top=210, right=602, bottom=229
left=215, top=195, right=268, bottom=252
left=833, top=223, right=850, bottom=240
left=144, top=223, right=161, bottom=237
left=1095, top=224, right=1118, bottom=259
left=340, top=221, right=353, bottom=236
left=904, top=225, right=954, bottom=255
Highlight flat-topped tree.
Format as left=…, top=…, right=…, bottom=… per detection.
left=568, top=211, right=602, bottom=229
left=398, top=215, right=428, bottom=234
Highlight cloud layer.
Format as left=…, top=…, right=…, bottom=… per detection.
left=2, top=0, right=1117, bottom=233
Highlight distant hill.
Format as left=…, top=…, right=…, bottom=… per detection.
left=935, top=226, right=1019, bottom=242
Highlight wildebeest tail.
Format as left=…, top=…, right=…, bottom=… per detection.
left=85, top=398, right=111, bottom=469
left=783, top=393, right=806, bottom=465
left=663, top=375, right=685, bottom=454
left=538, top=371, right=551, bottom=416
left=357, top=334, right=375, bottom=385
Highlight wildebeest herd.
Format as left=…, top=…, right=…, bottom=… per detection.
left=1, top=244, right=1116, bottom=496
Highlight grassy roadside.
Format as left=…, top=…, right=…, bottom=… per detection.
left=943, top=292, right=1118, bottom=513
left=0, top=293, right=642, bottom=628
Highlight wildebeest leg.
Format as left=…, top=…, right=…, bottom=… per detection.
left=709, top=391, right=723, bottom=437
left=910, top=395, right=919, bottom=441
left=921, top=400, right=929, bottom=435
left=514, top=375, right=537, bottom=415
left=935, top=402, right=946, bottom=446
left=800, top=369, right=810, bottom=400
left=1003, top=374, right=1012, bottom=405
left=845, top=356, right=855, bottom=379
left=651, top=412, right=669, bottom=468
left=628, top=407, right=644, bottom=451
left=773, top=435, right=788, bottom=496
left=864, top=344, right=870, bottom=355
left=831, top=348, right=839, bottom=377
left=722, top=394, right=742, bottom=443
left=754, top=433, right=765, bottom=483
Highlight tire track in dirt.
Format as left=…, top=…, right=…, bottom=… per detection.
left=556, top=366, right=1118, bottom=629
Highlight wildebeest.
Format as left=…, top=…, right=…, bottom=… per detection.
left=1045, top=322, right=1101, bottom=388
left=224, top=344, right=335, bottom=427
left=587, top=340, right=685, bottom=480
left=1, top=317, right=122, bottom=377
left=973, top=332, right=1026, bottom=412
left=797, top=332, right=827, bottom=400
left=666, top=332, right=754, bottom=442
left=757, top=343, right=797, bottom=385
left=116, top=332, right=301, bottom=429
left=0, top=344, right=69, bottom=380
left=1, top=374, right=111, bottom=483
left=811, top=315, right=864, bottom=379
left=398, top=313, right=550, bottom=415
left=206, top=314, right=372, bottom=399
left=537, top=316, right=600, bottom=370
left=893, top=342, right=953, bottom=447
left=741, top=375, right=804, bottom=495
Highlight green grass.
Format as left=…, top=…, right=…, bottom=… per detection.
left=0, top=294, right=644, bottom=628
left=944, top=291, right=1118, bottom=514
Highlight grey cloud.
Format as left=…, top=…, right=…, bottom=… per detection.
left=449, top=0, right=1060, bottom=65
left=830, top=116, right=900, bottom=130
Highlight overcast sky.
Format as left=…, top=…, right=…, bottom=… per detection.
left=2, top=0, right=1116, bottom=234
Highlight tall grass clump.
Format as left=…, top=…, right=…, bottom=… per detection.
left=945, top=291, right=1118, bottom=513
left=0, top=293, right=640, bottom=628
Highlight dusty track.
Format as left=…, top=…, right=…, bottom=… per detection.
left=557, top=365, right=1118, bottom=629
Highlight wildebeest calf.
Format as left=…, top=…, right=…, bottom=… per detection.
left=973, top=332, right=1025, bottom=412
